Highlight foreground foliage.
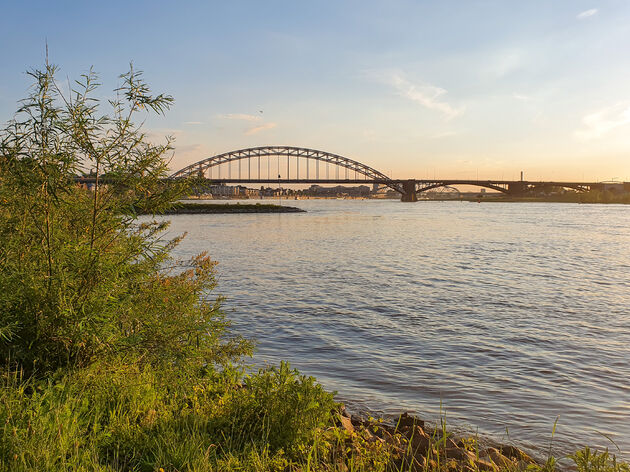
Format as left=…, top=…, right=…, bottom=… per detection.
left=1, top=365, right=627, bottom=471
left=0, top=62, right=250, bottom=376
left=0, top=362, right=337, bottom=471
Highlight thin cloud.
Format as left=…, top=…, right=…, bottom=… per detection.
left=513, top=93, right=534, bottom=102
left=577, top=9, right=598, bottom=19
left=246, top=122, right=277, bottom=135
left=174, top=143, right=202, bottom=153
left=376, top=71, right=463, bottom=119
left=574, top=102, right=630, bottom=140
left=429, top=130, right=458, bottom=139
left=362, top=129, right=377, bottom=139
left=184, top=121, right=204, bottom=125
left=219, top=112, right=275, bottom=135
left=219, top=113, right=262, bottom=122
left=488, top=51, right=525, bottom=79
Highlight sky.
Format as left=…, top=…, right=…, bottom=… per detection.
left=1, top=0, right=630, bottom=182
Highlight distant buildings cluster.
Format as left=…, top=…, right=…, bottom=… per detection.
left=193, top=183, right=386, bottom=199
left=204, top=184, right=259, bottom=198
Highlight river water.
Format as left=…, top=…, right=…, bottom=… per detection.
left=166, top=199, right=630, bottom=459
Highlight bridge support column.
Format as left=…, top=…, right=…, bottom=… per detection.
left=401, top=180, right=418, bottom=202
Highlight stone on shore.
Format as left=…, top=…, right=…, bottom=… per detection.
left=334, top=406, right=537, bottom=471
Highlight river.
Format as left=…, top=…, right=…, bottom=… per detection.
left=166, top=199, right=630, bottom=460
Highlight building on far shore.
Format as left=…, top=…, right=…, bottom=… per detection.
left=304, top=184, right=372, bottom=197
left=599, top=182, right=630, bottom=193
left=191, top=182, right=402, bottom=199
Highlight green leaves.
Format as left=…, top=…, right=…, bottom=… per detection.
left=571, top=447, right=630, bottom=472
left=220, top=362, right=337, bottom=454
left=0, top=62, right=246, bottom=377
left=117, top=64, right=174, bottom=116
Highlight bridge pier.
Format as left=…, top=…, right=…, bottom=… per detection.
left=507, top=182, right=528, bottom=196
left=400, top=180, right=418, bottom=202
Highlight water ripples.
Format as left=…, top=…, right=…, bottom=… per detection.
left=167, top=200, right=630, bottom=460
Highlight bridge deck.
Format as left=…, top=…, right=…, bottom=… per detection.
left=180, top=178, right=602, bottom=187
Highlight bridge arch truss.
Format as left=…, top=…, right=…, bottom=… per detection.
left=170, top=146, right=402, bottom=192
left=414, top=180, right=592, bottom=195
left=416, top=181, right=511, bottom=194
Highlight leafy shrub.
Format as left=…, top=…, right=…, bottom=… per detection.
left=0, top=360, right=338, bottom=471
left=216, top=361, right=337, bottom=454
left=0, top=63, right=250, bottom=376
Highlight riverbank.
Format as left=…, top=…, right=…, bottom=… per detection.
left=164, top=202, right=305, bottom=214
left=459, top=194, right=630, bottom=204
left=3, top=363, right=626, bottom=472
left=335, top=409, right=541, bottom=471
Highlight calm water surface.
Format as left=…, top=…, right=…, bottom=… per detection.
left=167, top=200, right=630, bottom=459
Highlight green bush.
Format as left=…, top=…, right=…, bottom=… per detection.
left=0, top=63, right=250, bottom=377
left=0, top=360, right=337, bottom=471
left=216, top=362, right=337, bottom=454
left=0, top=61, right=336, bottom=471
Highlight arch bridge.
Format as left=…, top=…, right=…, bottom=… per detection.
left=170, top=146, right=604, bottom=201
left=170, top=146, right=403, bottom=193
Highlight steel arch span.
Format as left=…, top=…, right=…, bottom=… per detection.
left=415, top=180, right=594, bottom=195
left=169, top=145, right=403, bottom=192
left=416, top=181, right=511, bottom=194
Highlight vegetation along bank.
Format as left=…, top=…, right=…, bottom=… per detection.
left=163, top=202, right=305, bottom=214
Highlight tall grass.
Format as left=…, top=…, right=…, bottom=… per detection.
left=1, top=361, right=628, bottom=471
left=0, top=361, right=335, bottom=471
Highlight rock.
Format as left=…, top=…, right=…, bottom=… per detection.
left=444, top=447, right=477, bottom=463
left=372, top=424, right=394, bottom=442
left=486, top=448, right=513, bottom=467
left=480, top=447, right=496, bottom=457
left=409, top=426, right=432, bottom=456
left=397, top=412, right=425, bottom=431
left=474, top=457, right=499, bottom=471
left=361, top=427, right=384, bottom=443
left=444, top=437, right=459, bottom=450
left=339, top=415, right=354, bottom=433
left=350, top=414, right=366, bottom=428
left=394, top=455, right=426, bottom=472
left=499, top=445, right=535, bottom=463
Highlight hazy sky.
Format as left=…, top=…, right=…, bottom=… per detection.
left=2, top=0, right=630, bottom=181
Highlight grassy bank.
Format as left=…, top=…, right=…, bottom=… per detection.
left=163, top=202, right=305, bottom=214
left=2, top=364, right=628, bottom=471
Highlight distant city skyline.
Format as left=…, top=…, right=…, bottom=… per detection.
left=2, top=0, right=630, bottom=182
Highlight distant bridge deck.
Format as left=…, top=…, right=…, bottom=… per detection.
left=193, top=178, right=601, bottom=187
left=76, top=146, right=625, bottom=201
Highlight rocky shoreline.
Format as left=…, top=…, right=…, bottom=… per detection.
left=336, top=409, right=539, bottom=471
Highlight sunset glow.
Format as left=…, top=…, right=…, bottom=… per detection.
left=2, top=1, right=630, bottom=181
